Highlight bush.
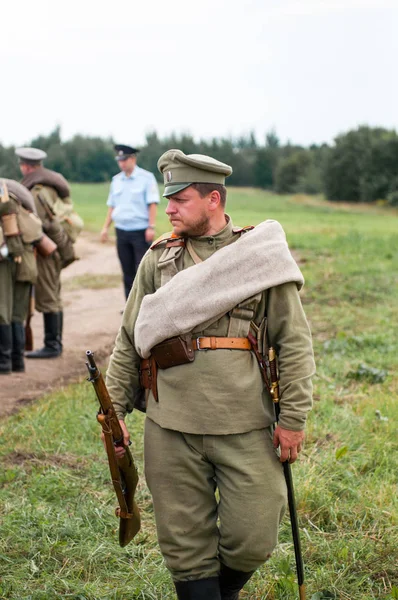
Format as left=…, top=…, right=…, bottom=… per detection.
left=386, top=190, right=398, bottom=206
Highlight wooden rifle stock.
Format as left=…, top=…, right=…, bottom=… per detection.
left=268, top=346, right=306, bottom=600
left=85, top=350, right=141, bottom=546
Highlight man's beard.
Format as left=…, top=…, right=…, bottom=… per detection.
left=175, top=215, right=211, bottom=237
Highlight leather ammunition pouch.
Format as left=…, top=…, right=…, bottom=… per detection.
left=2, top=212, right=20, bottom=237
left=35, top=234, right=58, bottom=257
left=151, top=335, right=195, bottom=369
left=44, top=219, right=76, bottom=267
left=139, top=337, right=194, bottom=407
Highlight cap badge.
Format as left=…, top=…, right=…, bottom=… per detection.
left=166, top=171, right=172, bottom=183
left=118, top=150, right=123, bottom=156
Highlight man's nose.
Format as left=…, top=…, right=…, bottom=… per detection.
left=165, top=201, right=176, bottom=214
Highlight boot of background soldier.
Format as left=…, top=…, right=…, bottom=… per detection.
left=11, top=321, right=26, bottom=372
left=59, top=310, right=63, bottom=341
left=0, top=323, right=12, bottom=374
left=25, top=312, right=62, bottom=359
left=174, top=577, right=221, bottom=600
left=219, top=563, right=255, bottom=600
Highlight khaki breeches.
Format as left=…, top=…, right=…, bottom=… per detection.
left=144, top=417, right=287, bottom=582
left=35, top=252, right=62, bottom=313
left=0, top=261, right=30, bottom=325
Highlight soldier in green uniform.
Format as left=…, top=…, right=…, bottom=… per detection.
left=0, top=179, right=42, bottom=374
left=105, top=150, right=315, bottom=599
left=16, top=147, right=82, bottom=359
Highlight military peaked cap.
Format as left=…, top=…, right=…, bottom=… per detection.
left=157, top=149, right=233, bottom=197
left=15, top=147, right=47, bottom=164
left=114, top=144, right=140, bottom=160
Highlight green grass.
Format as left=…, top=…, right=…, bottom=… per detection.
left=1, top=186, right=398, bottom=599
left=71, top=183, right=110, bottom=233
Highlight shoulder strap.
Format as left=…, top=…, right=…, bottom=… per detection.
left=186, top=239, right=203, bottom=265
left=150, top=232, right=185, bottom=250
left=226, top=225, right=261, bottom=337
left=231, top=225, right=255, bottom=234
left=157, top=243, right=186, bottom=286
left=227, top=293, right=263, bottom=337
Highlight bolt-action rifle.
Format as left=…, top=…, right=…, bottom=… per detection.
left=248, top=333, right=306, bottom=600
left=85, top=350, right=141, bottom=547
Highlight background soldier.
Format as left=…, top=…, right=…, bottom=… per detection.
left=105, top=150, right=316, bottom=599
left=0, top=179, right=43, bottom=374
left=100, top=144, right=160, bottom=300
left=16, top=147, right=83, bottom=359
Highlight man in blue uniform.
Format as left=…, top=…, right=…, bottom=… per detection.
left=100, top=144, right=160, bottom=299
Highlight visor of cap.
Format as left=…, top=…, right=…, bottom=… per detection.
left=163, top=183, right=192, bottom=197
left=157, top=149, right=232, bottom=189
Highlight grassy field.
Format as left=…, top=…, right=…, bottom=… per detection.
left=1, top=186, right=397, bottom=599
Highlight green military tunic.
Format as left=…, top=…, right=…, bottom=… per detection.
left=0, top=195, right=37, bottom=325
left=29, top=184, right=64, bottom=313
left=106, top=217, right=315, bottom=434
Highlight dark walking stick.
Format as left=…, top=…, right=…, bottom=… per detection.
left=268, top=346, right=306, bottom=600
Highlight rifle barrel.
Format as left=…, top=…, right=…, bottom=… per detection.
left=85, top=351, right=123, bottom=445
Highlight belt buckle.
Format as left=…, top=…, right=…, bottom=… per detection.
left=195, top=337, right=206, bottom=351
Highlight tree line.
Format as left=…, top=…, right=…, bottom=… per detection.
left=1, top=125, right=398, bottom=205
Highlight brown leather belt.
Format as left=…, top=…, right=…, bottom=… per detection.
left=193, top=336, right=252, bottom=351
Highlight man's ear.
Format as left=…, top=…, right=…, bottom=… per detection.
left=208, top=190, right=221, bottom=211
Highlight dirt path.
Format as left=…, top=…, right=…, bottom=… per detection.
left=0, top=233, right=125, bottom=417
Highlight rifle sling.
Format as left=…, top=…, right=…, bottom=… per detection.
left=97, top=412, right=135, bottom=520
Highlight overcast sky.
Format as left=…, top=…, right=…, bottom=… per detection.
left=2, top=0, right=397, bottom=148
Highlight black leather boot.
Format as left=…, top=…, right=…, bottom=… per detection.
left=25, top=312, right=62, bottom=359
left=174, top=577, right=221, bottom=600
left=219, top=563, right=255, bottom=600
left=11, top=321, right=26, bottom=372
left=59, top=310, right=63, bottom=340
left=0, top=323, right=12, bottom=374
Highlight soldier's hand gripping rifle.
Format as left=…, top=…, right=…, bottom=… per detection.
left=85, top=350, right=141, bottom=547
left=248, top=333, right=306, bottom=600
left=268, top=346, right=306, bottom=600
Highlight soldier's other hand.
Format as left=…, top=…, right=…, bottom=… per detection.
left=115, top=420, right=130, bottom=458
left=145, top=227, right=155, bottom=243
left=100, top=228, right=109, bottom=243
left=100, top=419, right=131, bottom=458
left=273, top=425, right=304, bottom=464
